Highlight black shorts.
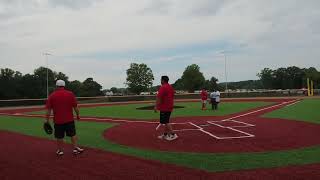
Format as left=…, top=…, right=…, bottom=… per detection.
left=160, top=111, right=171, bottom=124
left=54, top=121, right=76, bottom=139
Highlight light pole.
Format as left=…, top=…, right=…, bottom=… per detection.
left=220, top=51, right=228, bottom=92
left=43, top=53, right=52, bottom=98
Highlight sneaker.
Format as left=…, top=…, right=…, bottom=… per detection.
left=158, top=134, right=165, bottom=139
left=56, top=150, right=64, bottom=156
left=73, top=147, right=84, bottom=155
left=158, top=133, right=169, bottom=139
left=164, top=134, right=178, bottom=141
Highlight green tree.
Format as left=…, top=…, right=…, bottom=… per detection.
left=110, top=87, right=119, bottom=94
left=204, top=76, right=219, bottom=91
left=173, top=78, right=184, bottom=90
left=18, top=74, right=39, bottom=98
left=80, top=78, right=103, bottom=97
left=55, top=72, right=69, bottom=83
left=286, top=66, right=304, bottom=89
left=303, top=67, right=320, bottom=89
left=150, top=85, right=161, bottom=93
left=33, top=67, right=56, bottom=97
left=180, top=64, right=205, bottom=92
left=0, top=68, right=22, bottom=99
left=258, top=66, right=316, bottom=89
left=126, top=63, right=154, bottom=94
left=67, top=80, right=82, bottom=96
left=272, top=68, right=287, bottom=89
left=219, top=80, right=263, bottom=90
left=257, top=68, right=274, bottom=89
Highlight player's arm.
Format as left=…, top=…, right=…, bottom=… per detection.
left=72, top=95, right=80, bottom=120
left=73, top=106, right=80, bottom=120
left=45, top=97, right=51, bottom=123
left=46, top=108, right=52, bottom=123
left=154, top=96, right=162, bottom=111
left=154, top=88, right=163, bottom=112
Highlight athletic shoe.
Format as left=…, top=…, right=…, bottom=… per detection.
left=158, top=134, right=169, bottom=139
left=73, top=147, right=84, bottom=155
left=56, top=150, right=64, bottom=156
left=164, top=134, right=178, bottom=141
left=158, top=134, right=165, bottom=139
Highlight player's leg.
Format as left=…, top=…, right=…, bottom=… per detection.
left=66, top=121, right=84, bottom=154
left=211, top=98, right=214, bottom=110
left=54, top=123, right=65, bottom=156
left=158, top=112, right=168, bottom=139
left=164, top=112, right=178, bottom=141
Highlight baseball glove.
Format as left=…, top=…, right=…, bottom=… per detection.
left=43, top=122, right=53, bottom=135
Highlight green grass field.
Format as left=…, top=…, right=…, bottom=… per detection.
left=263, top=99, right=320, bottom=124
left=32, top=101, right=272, bottom=120
left=1, top=99, right=320, bottom=172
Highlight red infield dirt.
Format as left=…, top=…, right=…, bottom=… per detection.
left=104, top=117, right=320, bottom=153
left=104, top=99, right=320, bottom=153
left=1, top=131, right=320, bottom=180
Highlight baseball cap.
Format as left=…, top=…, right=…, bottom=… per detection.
left=56, top=80, right=65, bottom=87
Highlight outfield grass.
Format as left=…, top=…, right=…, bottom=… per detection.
left=263, top=99, right=320, bottom=124
left=1, top=113, right=320, bottom=172
left=32, top=101, right=272, bottom=120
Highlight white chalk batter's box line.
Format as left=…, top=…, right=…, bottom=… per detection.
left=207, top=119, right=255, bottom=128
left=178, top=99, right=298, bottom=139
left=165, top=120, right=256, bottom=140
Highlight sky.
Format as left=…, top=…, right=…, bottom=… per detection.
left=0, top=0, right=319, bottom=89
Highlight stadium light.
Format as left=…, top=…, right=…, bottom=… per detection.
left=217, top=51, right=228, bottom=92
left=43, top=52, right=52, bottom=98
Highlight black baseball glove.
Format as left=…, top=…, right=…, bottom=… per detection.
left=43, top=122, right=53, bottom=135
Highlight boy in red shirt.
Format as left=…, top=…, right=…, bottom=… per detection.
left=154, top=76, right=178, bottom=141
left=45, top=80, right=83, bottom=156
left=200, top=88, right=208, bottom=110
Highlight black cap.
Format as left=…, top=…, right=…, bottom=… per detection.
left=161, top=76, right=169, bottom=83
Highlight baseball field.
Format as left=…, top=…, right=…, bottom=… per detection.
left=1, top=97, right=320, bottom=179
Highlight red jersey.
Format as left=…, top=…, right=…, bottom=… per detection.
left=157, top=83, right=175, bottom=112
left=201, top=90, right=208, bottom=100
left=46, top=87, right=78, bottom=124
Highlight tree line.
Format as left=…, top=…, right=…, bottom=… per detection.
left=0, top=67, right=103, bottom=99
left=258, top=66, right=320, bottom=89
left=125, top=63, right=219, bottom=94
left=1, top=64, right=319, bottom=99
left=125, top=63, right=320, bottom=94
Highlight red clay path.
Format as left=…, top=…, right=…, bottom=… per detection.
left=104, top=117, right=320, bottom=153
left=1, top=131, right=320, bottom=180
left=104, top=99, right=320, bottom=153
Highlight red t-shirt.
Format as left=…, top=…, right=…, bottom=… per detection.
left=46, top=88, right=78, bottom=124
left=201, top=90, right=208, bottom=100
left=157, top=83, right=175, bottom=112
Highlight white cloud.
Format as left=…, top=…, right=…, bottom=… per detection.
left=0, top=0, right=319, bottom=88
